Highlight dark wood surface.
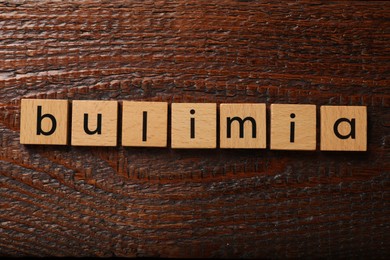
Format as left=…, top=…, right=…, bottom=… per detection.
left=0, top=0, right=389, bottom=258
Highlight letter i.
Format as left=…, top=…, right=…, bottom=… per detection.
left=290, top=113, right=295, bottom=143
left=190, top=109, right=195, bottom=139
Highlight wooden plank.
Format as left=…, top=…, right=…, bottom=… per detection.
left=0, top=0, right=389, bottom=258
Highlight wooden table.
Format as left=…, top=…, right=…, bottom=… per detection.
left=0, top=0, right=389, bottom=258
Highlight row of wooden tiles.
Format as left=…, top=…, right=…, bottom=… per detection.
left=20, top=99, right=367, bottom=151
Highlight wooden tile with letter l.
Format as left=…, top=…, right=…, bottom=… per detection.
left=20, top=99, right=69, bottom=145
left=122, top=101, right=168, bottom=147
left=220, top=103, right=266, bottom=149
left=271, top=104, right=316, bottom=150
left=71, top=100, right=118, bottom=146
left=320, top=106, right=367, bottom=151
left=171, top=103, right=216, bottom=149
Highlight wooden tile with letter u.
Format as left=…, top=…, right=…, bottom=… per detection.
left=71, top=100, right=118, bottom=146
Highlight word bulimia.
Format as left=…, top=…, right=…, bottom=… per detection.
left=20, top=99, right=367, bottom=151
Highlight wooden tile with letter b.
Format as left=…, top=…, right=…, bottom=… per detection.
left=71, top=100, right=118, bottom=146
left=122, top=101, right=168, bottom=147
left=220, top=103, right=266, bottom=148
left=271, top=104, right=316, bottom=150
left=20, top=99, right=69, bottom=145
left=171, top=103, right=216, bottom=149
left=321, top=106, right=367, bottom=151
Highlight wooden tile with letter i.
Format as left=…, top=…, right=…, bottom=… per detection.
left=71, top=100, right=118, bottom=146
left=122, top=101, right=168, bottom=147
left=220, top=103, right=266, bottom=148
left=20, top=99, right=69, bottom=145
left=321, top=106, right=367, bottom=151
left=171, top=103, right=216, bottom=149
left=271, top=104, right=316, bottom=150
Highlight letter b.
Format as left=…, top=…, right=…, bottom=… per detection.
left=36, top=106, right=57, bottom=136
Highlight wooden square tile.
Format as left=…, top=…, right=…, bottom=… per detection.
left=71, top=100, right=118, bottom=146
left=20, top=99, right=69, bottom=145
left=271, top=104, right=316, bottom=150
left=220, top=103, right=266, bottom=148
left=171, top=103, right=216, bottom=149
left=122, top=101, right=168, bottom=147
left=321, top=106, right=367, bottom=151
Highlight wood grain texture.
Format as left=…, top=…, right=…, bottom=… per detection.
left=0, top=0, right=389, bottom=258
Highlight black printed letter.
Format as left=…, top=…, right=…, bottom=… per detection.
left=84, top=113, right=102, bottom=135
left=36, top=106, right=57, bottom=136
left=142, top=111, right=147, bottom=142
left=227, top=116, right=257, bottom=138
left=333, top=118, right=356, bottom=139
left=290, top=113, right=295, bottom=143
left=190, top=109, right=195, bottom=139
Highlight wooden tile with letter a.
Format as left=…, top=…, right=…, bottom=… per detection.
left=171, top=103, right=216, bottom=149
left=20, top=99, right=69, bottom=145
left=71, top=100, right=118, bottom=146
left=320, top=106, right=367, bottom=151
left=220, top=103, right=266, bottom=148
left=122, top=101, right=168, bottom=147
left=271, top=104, right=316, bottom=150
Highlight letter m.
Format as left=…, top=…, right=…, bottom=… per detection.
left=226, top=117, right=257, bottom=138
